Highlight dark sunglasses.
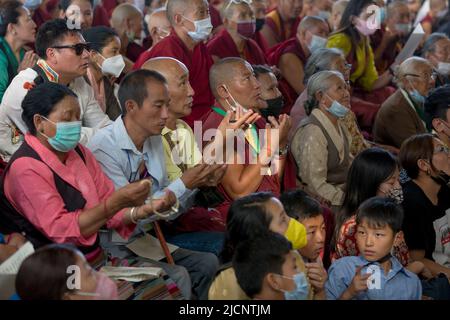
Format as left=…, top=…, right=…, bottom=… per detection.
left=52, top=43, right=91, bottom=55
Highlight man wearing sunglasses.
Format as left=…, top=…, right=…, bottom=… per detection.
left=374, top=57, right=435, bottom=149
left=133, top=0, right=215, bottom=128
left=0, top=19, right=111, bottom=162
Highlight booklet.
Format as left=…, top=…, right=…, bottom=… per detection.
left=392, top=23, right=426, bottom=67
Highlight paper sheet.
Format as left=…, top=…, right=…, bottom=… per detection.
left=126, top=233, right=178, bottom=261
left=0, top=242, right=34, bottom=274
left=100, top=266, right=163, bottom=282
left=392, top=23, right=426, bottom=67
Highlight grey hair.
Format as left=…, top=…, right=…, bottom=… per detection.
left=422, top=33, right=449, bottom=57
left=304, top=71, right=344, bottom=115
left=304, top=48, right=345, bottom=84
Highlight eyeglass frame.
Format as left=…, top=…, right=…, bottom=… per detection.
left=51, top=42, right=92, bottom=56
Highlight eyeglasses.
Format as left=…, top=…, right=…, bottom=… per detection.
left=434, top=145, right=450, bottom=155
left=51, top=43, right=91, bottom=56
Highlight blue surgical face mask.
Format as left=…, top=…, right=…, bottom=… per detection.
left=308, top=34, right=328, bottom=53
left=39, top=116, right=81, bottom=152
left=277, top=272, right=309, bottom=300
left=407, top=80, right=426, bottom=105
left=378, top=7, right=386, bottom=24
left=182, top=15, right=213, bottom=42
left=325, top=94, right=349, bottom=118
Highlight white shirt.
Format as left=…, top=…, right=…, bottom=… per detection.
left=0, top=68, right=112, bottom=161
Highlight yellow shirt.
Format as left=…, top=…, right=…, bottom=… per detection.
left=161, top=119, right=202, bottom=182
left=327, top=32, right=379, bottom=91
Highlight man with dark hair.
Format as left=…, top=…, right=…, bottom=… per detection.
left=58, top=0, right=94, bottom=30
left=280, top=189, right=328, bottom=299
left=0, top=18, right=110, bottom=162
left=233, top=232, right=309, bottom=300
left=87, top=69, right=220, bottom=300
left=425, top=85, right=450, bottom=147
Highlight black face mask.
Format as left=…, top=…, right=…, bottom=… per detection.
left=255, top=18, right=265, bottom=32
left=260, top=96, right=284, bottom=119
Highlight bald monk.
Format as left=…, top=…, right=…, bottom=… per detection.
left=260, top=0, right=303, bottom=48
left=110, top=3, right=145, bottom=63
left=134, top=0, right=215, bottom=127
left=206, top=0, right=266, bottom=65
left=267, top=16, right=329, bottom=113
left=202, top=57, right=291, bottom=220
left=145, top=8, right=172, bottom=49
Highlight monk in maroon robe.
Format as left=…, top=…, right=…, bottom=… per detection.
left=134, top=0, right=215, bottom=128
left=206, top=0, right=267, bottom=65
left=267, top=16, right=329, bottom=114
left=203, top=57, right=291, bottom=220
left=260, top=0, right=303, bottom=48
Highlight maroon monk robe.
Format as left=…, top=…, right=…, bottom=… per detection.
left=370, top=26, right=403, bottom=73
left=133, top=30, right=214, bottom=127
left=267, top=38, right=307, bottom=114
left=209, top=3, right=223, bottom=31
left=92, top=4, right=110, bottom=27
left=252, top=31, right=270, bottom=54
left=265, top=9, right=301, bottom=48
left=202, top=102, right=281, bottom=220
left=126, top=42, right=146, bottom=63
left=32, top=6, right=51, bottom=29
left=206, top=29, right=267, bottom=65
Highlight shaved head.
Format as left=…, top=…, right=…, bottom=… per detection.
left=166, top=0, right=208, bottom=25
left=142, top=57, right=189, bottom=80
left=111, top=3, right=141, bottom=29
left=142, top=57, right=194, bottom=118
left=221, top=0, right=252, bottom=20
left=209, top=57, right=251, bottom=98
left=298, top=15, right=328, bottom=34
left=147, top=9, right=170, bottom=29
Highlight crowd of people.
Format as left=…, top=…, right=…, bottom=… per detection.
left=0, top=0, right=449, bottom=300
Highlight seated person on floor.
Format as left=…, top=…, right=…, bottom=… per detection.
left=291, top=71, right=353, bottom=210
left=233, top=232, right=309, bottom=300
left=202, top=57, right=291, bottom=220
left=87, top=69, right=221, bottom=300
left=206, top=0, right=267, bottom=65
left=325, top=197, right=422, bottom=300
left=374, top=57, right=433, bottom=149
left=208, top=192, right=314, bottom=300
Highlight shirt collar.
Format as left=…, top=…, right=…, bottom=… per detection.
left=358, top=255, right=413, bottom=279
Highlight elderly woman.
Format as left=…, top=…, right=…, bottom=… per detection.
left=0, top=82, right=174, bottom=267
left=82, top=26, right=125, bottom=120
left=291, top=71, right=353, bottom=210
left=289, top=48, right=368, bottom=156
left=400, top=133, right=450, bottom=280
left=0, top=0, right=37, bottom=101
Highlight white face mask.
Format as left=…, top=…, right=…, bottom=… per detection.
left=438, top=62, right=450, bottom=75
left=182, top=15, right=213, bottom=42
left=99, top=54, right=125, bottom=78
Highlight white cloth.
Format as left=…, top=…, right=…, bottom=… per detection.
left=0, top=68, right=112, bottom=160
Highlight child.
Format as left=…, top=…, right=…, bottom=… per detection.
left=325, top=197, right=422, bottom=300
left=281, top=189, right=328, bottom=299
left=233, top=232, right=309, bottom=300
